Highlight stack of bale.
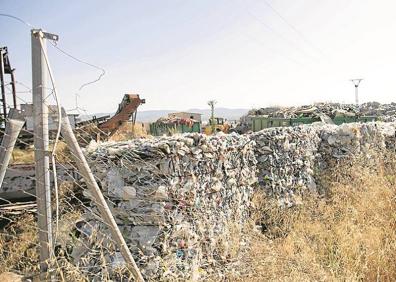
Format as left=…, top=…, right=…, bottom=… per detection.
left=251, top=122, right=396, bottom=206
left=68, top=121, right=396, bottom=280
left=251, top=125, right=321, bottom=207
left=81, top=133, right=257, bottom=280
left=317, top=122, right=396, bottom=166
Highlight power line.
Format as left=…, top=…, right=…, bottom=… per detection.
left=1, top=13, right=106, bottom=113
left=240, top=0, right=319, bottom=62
left=262, top=0, right=325, bottom=56
left=0, top=13, right=33, bottom=28
left=49, top=42, right=106, bottom=91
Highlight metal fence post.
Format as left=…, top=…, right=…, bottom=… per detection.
left=60, top=108, right=145, bottom=281
left=31, top=29, right=53, bottom=276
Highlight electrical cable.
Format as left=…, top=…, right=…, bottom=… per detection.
left=262, top=0, right=325, bottom=56
left=49, top=42, right=106, bottom=91
left=0, top=13, right=34, bottom=28
left=1, top=13, right=106, bottom=109
left=240, top=0, right=319, bottom=62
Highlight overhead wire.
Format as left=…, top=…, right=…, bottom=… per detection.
left=0, top=13, right=33, bottom=28
left=240, top=0, right=319, bottom=62
left=0, top=13, right=106, bottom=111
left=49, top=41, right=106, bottom=91
left=0, top=12, right=107, bottom=249
left=262, top=0, right=325, bottom=56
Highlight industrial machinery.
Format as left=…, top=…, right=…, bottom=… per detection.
left=204, top=117, right=230, bottom=134
left=0, top=46, right=18, bottom=127
left=98, top=94, right=145, bottom=135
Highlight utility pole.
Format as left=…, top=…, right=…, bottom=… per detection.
left=31, top=29, right=58, bottom=277
left=350, top=78, right=363, bottom=107
left=30, top=29, right=144, bottom=281
left=208, top=100, right=216, bottom=133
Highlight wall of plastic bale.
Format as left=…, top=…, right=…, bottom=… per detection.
left=75, top=121, right=395, bottom=280
left=84, top=132, right=257, bottom=280
left=250, top=121, right=396, bottom=207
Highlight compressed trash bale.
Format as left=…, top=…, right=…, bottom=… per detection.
left=66, top=121, right=396, bottom=280
left=78, top=133, right=257, bottom=280
left=250, top=125, right=321, bottom=207
left=250, top=122, right=396, bottom=206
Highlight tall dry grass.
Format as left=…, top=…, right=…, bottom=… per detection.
left=236, top=156, right=396, bottom=281
left=109, top=122, right=148, bottom=141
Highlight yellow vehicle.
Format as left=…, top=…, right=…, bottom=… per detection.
left=204, top=117, right=230, bottom=134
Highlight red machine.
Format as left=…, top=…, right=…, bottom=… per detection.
left=98, top=94, right=145, bottom=134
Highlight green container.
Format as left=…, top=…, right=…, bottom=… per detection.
left=150, top=122, right=201, bottom=136
left=251, top=115, right=377, bottom=132
left=252, top=116, right=318, bottom=132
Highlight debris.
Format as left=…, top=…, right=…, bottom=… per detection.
left=251, top=121, right=396, bottom=206
left=80, top=133, right=257, bottom=280
left=68, top=120, right=396, bottom=279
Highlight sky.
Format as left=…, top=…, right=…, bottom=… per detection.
left=1, top=0, right=396, bottom=114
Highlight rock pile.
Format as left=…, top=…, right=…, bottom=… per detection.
left=81, top=133, right=257, bottom=280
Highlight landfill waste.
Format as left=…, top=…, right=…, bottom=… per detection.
left=155, top=116, right=198, bottom=127
left=251, top=125, right=321, bottom=207
left=247, top=102, right=358, bottom=119
left=359, top=101, right=396, bottom=118
left=64, top=120, right=396, bottom=280
left=237, top=102, right=396, bottom=134
left=75, top=133, right=257, bottom=280
left=247, top=102, right=396, bottom=119
left=251, top=121, right=396, bottom=206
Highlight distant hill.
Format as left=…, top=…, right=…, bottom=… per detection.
left=135, top=108, right=249, bottom=122
left=185, top=108, right=249, bottom=122
left=80, top=108, right=250, bottom=123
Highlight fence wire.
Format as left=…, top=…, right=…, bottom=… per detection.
left=0, top=88, right=141, bottom=281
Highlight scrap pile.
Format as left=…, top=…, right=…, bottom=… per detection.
left=155, top=116, right=197, bottom=127
left=79, top=133, right=257, bottom=280
left=251, top=126, right=321, bottom=207
left=62, top=120, right=396, bottom=279
left=318, top=121, right=396, bottom=164
left=360, top=102, right=396, bottom=120
left=248, top=102, right=396, bottom=119
left=248, top=103, right=358, bottom=119
left=251, top=122, right=396, bottom=206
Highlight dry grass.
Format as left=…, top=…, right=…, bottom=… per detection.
left=11, top=148, right=35, bottom=164
left=10, top=141, right=72, bottom=165
left=234, top=157, right=396, bottom=281
left=109, top=122, right=148, bottom=141
left=0, top=213, right=39, bottom=274
left=2, top=152, right=396, bottom=281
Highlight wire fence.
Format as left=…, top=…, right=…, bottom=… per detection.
left=0, top=14, right=256, bottom=281
left=0, top=86, right=257, bottom=281
left=0, top=84, right=142, bottom=280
